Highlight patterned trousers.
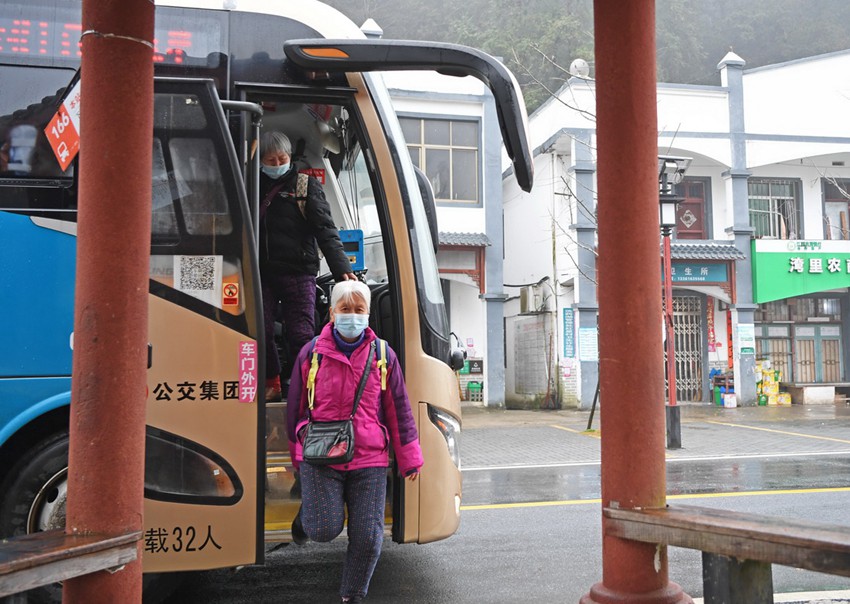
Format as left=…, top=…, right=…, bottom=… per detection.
left=299, top=464, right=388, bottom=600
left=262, top=272, right=317, bottom=379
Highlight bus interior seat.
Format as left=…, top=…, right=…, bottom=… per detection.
left=291, top=137, right=309, bottom=171
left=370, top=283, right=396, bottom=349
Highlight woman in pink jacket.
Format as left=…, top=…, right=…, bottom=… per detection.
left=287, top=280, right=423, bottom=603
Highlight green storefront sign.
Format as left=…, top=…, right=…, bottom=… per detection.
left=752, top=240, right=850, bottom=303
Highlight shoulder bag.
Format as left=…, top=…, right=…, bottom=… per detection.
left=301, top=341, right=375, bottom=466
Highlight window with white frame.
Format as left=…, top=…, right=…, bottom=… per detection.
left=399, top=116, right=479, bottom=204
left=748, top=179, right=800, bottom=239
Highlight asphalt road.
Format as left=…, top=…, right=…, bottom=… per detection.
left=165, top=474, right=850, bottom=603
left=165, top=415, right=850, bottom=603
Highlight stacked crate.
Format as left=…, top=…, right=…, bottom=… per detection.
left=756, top=360, right=791, bottom=405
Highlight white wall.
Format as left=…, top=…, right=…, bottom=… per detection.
left=448, top=281, right=486, bottom=359
left=657, top=86, right=729, bottom=135
left=503, top=152, right=556, bottom=286
left=744, top=51, right=850, bottom=138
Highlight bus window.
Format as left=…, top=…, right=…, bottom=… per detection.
left=169, top=138, right=233, bottom=235
left=337, top=145, right=388, bottom=284
left=0, top=64, right=76, bottom=213
left=149, top=91, right=247, bottom=318
left=151, top=138, right=178, bottom=236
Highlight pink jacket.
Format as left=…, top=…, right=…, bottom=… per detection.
left=287, top=324, right=424, bottom=475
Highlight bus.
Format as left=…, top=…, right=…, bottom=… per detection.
left=0, top=0, right=532, bottom=597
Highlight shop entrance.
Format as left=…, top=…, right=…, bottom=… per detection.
left=671, top=295, right=705, bottom=401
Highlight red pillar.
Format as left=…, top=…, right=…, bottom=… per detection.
left=581, top=1, right=691, bottom=602
left=664, top=234, right=677, bottom=408
left=63, top=1, right=154, bottom=602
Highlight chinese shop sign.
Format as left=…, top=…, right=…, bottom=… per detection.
left=752, top=240, right=850, bottom=303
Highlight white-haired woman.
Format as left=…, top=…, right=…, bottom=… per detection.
left=287, top=280, right=423, bottom=603
left=259, top=130, right=355, bottom=401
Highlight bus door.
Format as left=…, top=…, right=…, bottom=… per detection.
left=232, top=86, right=394, bottom=540
left=144, top=77, right=264, bottom=572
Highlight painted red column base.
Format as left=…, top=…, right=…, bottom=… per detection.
left=580, top=581, right=693, bottom=604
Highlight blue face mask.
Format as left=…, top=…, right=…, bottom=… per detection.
left=261, top=162, right=290, bottom=179
left=334, top=313, right=369, bottom=340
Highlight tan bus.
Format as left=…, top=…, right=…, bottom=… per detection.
left=0, top=0, right=532, bottom=599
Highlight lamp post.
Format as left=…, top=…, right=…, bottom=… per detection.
left=658, top=156, right=691, bottom=450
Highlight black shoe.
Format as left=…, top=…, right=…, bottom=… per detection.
left=341, top=598, right=362, bottom=603
left=291, top=508, right=308, bottom=545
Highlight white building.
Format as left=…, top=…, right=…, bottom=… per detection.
left=503, top=49, right=850, bottom=409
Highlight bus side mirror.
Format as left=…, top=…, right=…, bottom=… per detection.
left=449, top=348, right=466, bottom=371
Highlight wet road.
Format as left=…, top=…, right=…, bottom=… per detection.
left=165, top=406, right=850, bottom=602
left=462, top=452, right=850, bottom=505
left=167, top=452, right=850, bottom=603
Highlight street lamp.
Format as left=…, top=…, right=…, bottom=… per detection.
left=658, top=155, right=691, bottom=450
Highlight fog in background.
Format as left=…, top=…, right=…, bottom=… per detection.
left=323, top=0, right=850, bottom=110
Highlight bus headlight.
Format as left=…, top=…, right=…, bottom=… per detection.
left=144, top=426, right=243, bottom=505
left=427, top=406, right=461, bottom=469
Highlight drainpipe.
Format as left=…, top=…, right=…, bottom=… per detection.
left=550, top=151, right=561, bottom=408
left=64, top=1, right=153, bottom=602
left=581, top=1, right=691, bottom=602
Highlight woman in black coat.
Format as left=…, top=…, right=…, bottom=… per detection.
left=259, top=130, right=355, bottom=401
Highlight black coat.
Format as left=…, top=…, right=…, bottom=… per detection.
left=259, top=169, right=351, bottom=279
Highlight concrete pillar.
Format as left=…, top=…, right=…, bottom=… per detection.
left=581, top=1, right=690, bottom=602
left=719, top=52, right=757, bottom=406
left=64, top=1, right=154, bottom=602
left=570, top=130, right=600, bottom=410
left=483, top=91, right=507, bottom=407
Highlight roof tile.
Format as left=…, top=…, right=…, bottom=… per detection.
left=439, top=232, right=492, bottom=247
left=668, top=240, right=746, bottom=260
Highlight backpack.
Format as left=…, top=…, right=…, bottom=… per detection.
left=262, top=172, right=310, bottom=219
left=294, top=172, right=309, bottom=219
left=306, top=336, right=388, bottom=408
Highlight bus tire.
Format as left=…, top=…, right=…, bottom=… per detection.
left=0, top=431, right=69, bottom=538
left=0, top=431, right=70, bottom=603
left=0, top=431, right=183, bottom=603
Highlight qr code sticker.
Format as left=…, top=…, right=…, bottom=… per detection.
left=179, top=256, right=216, bottom=291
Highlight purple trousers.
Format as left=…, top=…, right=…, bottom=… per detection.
left=262, top=272, right=317, bottom=379
left=299, top=464, right=388, bottom=600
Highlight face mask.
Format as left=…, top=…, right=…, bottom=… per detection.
left=261, top=162, right=290, bottom=179
left=334, top=313, right=369, bottom=340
